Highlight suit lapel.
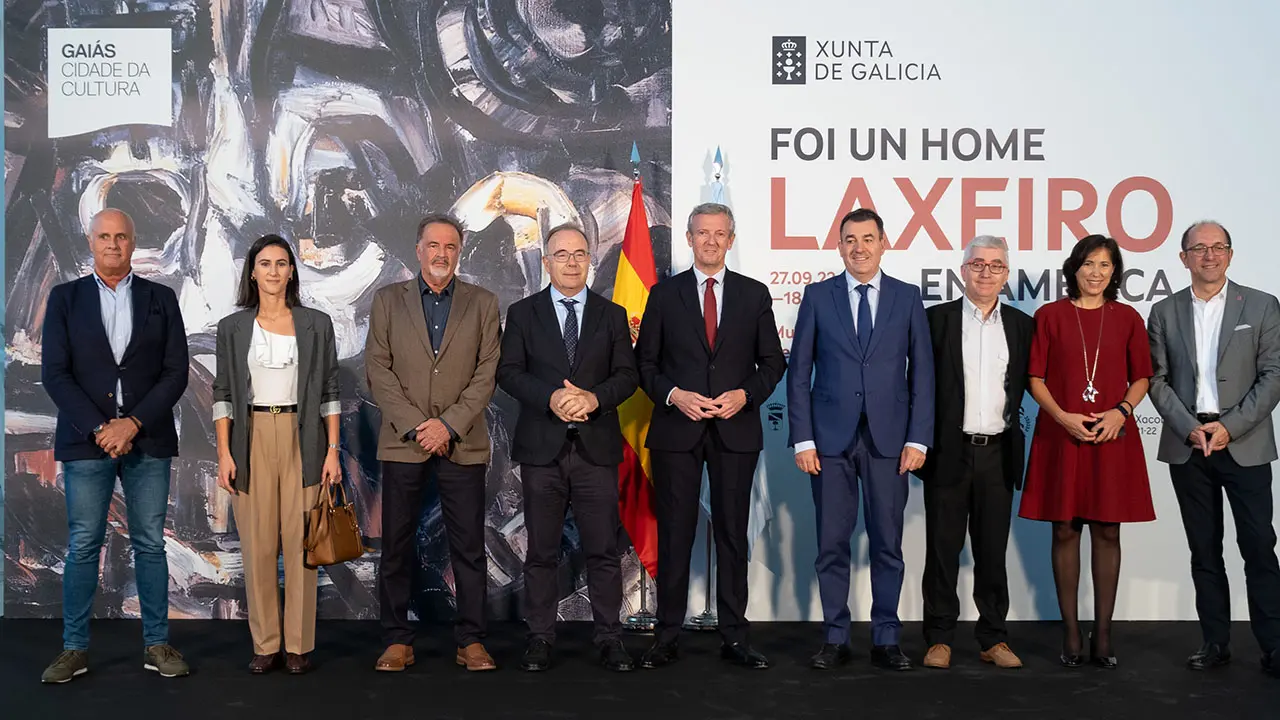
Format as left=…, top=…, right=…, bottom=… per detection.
left=677, top=271, right=712, bottom=356
left=1174, top=289, right=1199, bottom=377
left=292, top=307, right=315, bottom=399
left=865, top=275, right=896, bottom=358
left=436, top=280, right=469, bottom=360
left=711, top=272, right=741, bottom=357
left=1217, top=284, right=1245, bottom=365
left=535, top=288, right=572, bottom=374
left=830, top=272, right=861, bottom=356
left=121, top=277, right=152, bottom=362
left=577, top=292, right=606, bottom=371
left=402, top=280, right=435, bottom=359
left=948, top=302, right=965, bottom=391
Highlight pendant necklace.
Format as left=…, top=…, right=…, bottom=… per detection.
left=1073, top=302, right=1105, bottom=403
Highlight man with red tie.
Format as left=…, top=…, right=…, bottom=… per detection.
left=634, top=202, right=787, bottom=670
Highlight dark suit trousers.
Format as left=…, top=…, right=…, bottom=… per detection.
left=812, top=419, right=909, bottom=647
left=521, top=436, right=622, bottom=646
left=921, top=438, right=1012, bottom=649
left=1170, top=450, right=1280, bottom=653
left=652, top=424, right=758, bottom=645
left=379, top=459, right=487, bottom=647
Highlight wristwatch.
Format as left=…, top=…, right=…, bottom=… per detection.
left=743, top=390, right=754, bottom=409
left=327, top=443, right=339, bottom=450
left=92, top=423, right=106, bottom=436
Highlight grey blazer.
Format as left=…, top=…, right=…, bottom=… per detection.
left=1148, top=281, right=1280, bottom=466
left=212, top=306, right=341, bottom=493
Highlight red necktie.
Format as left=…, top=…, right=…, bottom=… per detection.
left=704, top=277, right=718, bottom=347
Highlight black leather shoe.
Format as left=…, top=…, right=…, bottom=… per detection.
left=810, top=643, right=852, bottom=670
left=1089, top=633, right=1117, bottom=670
left=1060, top=629, right=1084, bottom=668
left=521, top=638, right=552, bottom=672
left=1262, top=649, right=1280, bottom=678
left=1187, top=642, right=1231, bottom=671
left=640, top=640, right=678, bottom=669
left=720, top=642, right=771, bottom=669
left=598, top=639, right=634, bottom=672
left=870, top=645, right=913, bottom=671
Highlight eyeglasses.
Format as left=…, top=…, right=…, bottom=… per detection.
left=1183, top=244, right=1231, bottom=257
left=963, top=261, right=1009, bottom=275
left=550, top=250, right=589, bottom=264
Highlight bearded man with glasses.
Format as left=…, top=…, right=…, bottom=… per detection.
left=1148, top=221, right=1280, bottom=678
left=916, top=235, right=1035, bottom=670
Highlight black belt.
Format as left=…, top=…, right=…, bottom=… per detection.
left=1196, top=412, right=1220, bottom=424
left=251, top=404, right=297, bottom=414
left=962, top=431, right=1002, bottom=447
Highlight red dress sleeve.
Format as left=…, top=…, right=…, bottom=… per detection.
left=1028, top=303, right=1051, bottom=378
left=1126, top=304, right=1154, bottom=382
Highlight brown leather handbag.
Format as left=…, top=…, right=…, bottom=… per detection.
left=304, top=482, right=367, bottom=567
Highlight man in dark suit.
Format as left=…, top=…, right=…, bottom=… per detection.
left=497, top=224, right=639, bottom=672
left=365, top=214, right=502, bottom=673
left=40, top=209, right=190, bottom=683
left=788, top=207, right=934, bottom=671
left=1149, top=221, right=1280, bottom=677
left=917, top=236, right=1033, bottom=670
left=635, top=202, right=787, bottom=670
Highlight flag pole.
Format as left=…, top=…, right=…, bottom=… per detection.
left=685, top=147, right=726, bottom=633
left=623, top=140, right=657, bottom=634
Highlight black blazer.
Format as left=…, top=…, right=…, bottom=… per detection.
left=497, top=287, right=639, bottom=466
left=917, top=299, right=1034, bottom=489
left=636, top=269, right=787, bottom=453
left=41, top=274, right=189, bottom=461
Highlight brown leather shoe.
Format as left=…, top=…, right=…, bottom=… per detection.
left=980, top=642, right=1024, bottom=669
left=285, top=652, right=312, bottom=675
left=455, top=643, right=497, bottom=672
left=249, top=653, right=283, bottom=674
left=923, top=644, right=952, bottom=669
left=375, top=644, right=415, bottom=672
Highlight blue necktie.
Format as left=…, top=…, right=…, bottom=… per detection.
left=855, top=284, right=872, bottom=353
left=560, top=298, right=579, bottom=365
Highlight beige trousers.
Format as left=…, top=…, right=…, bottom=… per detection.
left=232, top=411, right=321, bottom=655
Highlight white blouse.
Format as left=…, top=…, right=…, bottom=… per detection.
left=248, top=322, right=298, bottom=405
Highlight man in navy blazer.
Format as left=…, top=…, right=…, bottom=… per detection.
left=788, top=208, right=934, bottom=671
left=39, top=209, right=190, bottom=683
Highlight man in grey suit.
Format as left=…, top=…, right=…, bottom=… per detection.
left=1148, top=220, right=1280, bottom=677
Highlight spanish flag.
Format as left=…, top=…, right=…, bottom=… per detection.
left=613, top=177, right=659, bottom=578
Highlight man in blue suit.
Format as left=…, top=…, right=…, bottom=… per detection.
left=39, top=209, right=190, bottom=683
left=788, top=208, right=935, bottom=671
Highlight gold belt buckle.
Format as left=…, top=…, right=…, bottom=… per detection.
left=269, top=405, right=282, bottom=415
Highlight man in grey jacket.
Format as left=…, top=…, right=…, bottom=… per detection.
left=1148, top=220, right=1280, bottom=677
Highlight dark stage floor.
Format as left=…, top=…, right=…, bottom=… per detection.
left=2, top=619, right=1278, bottom=719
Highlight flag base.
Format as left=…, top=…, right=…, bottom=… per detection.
left=682, top=610, right=718, bottom=631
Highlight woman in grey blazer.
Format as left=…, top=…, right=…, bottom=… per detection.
left=213, top=234, right=341, bottom=675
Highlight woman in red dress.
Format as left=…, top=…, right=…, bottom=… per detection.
left=1019, top=234, right=1155, bottom=669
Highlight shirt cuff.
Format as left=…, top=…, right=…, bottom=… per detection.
left=439, top=419, right=460, bottom=441
left=212, top=401, right=233, bottom=422
left=320, top=400, right=342, bottom=417
left=905, top=442, right=928, bottom=455
left=665, top=388, right=676, bottom=406
left=794, top=440, right=817, bottom=455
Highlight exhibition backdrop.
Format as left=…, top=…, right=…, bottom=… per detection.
left=5, top=0, right=1279, bottom=623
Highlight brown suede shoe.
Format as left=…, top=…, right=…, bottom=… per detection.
left=980, top=642, right=1024, bottom=669
left=923, top=644, right=952, bottom=669
left=455, top=643, right=497, bottom=672
left=249, top=653, right=283, bottom=674
left=375, top=644, right=415, bottom=672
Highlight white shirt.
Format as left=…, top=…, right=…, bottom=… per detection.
left=248, top=322, right=299, bottom=405
left=693, top=265, right=726, bottom=328
left=961, top=296, right=1010, bottom=435
left=794, top=269, right=927, bottom=457
left=95, top=272, right=133, bottom=413
left=666, top=266, right=727, bottom=406
left=1192, top=279, right=1229, bottom=414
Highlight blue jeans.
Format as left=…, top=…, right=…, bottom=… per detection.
left=62, top=453, right=173, bottom=650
